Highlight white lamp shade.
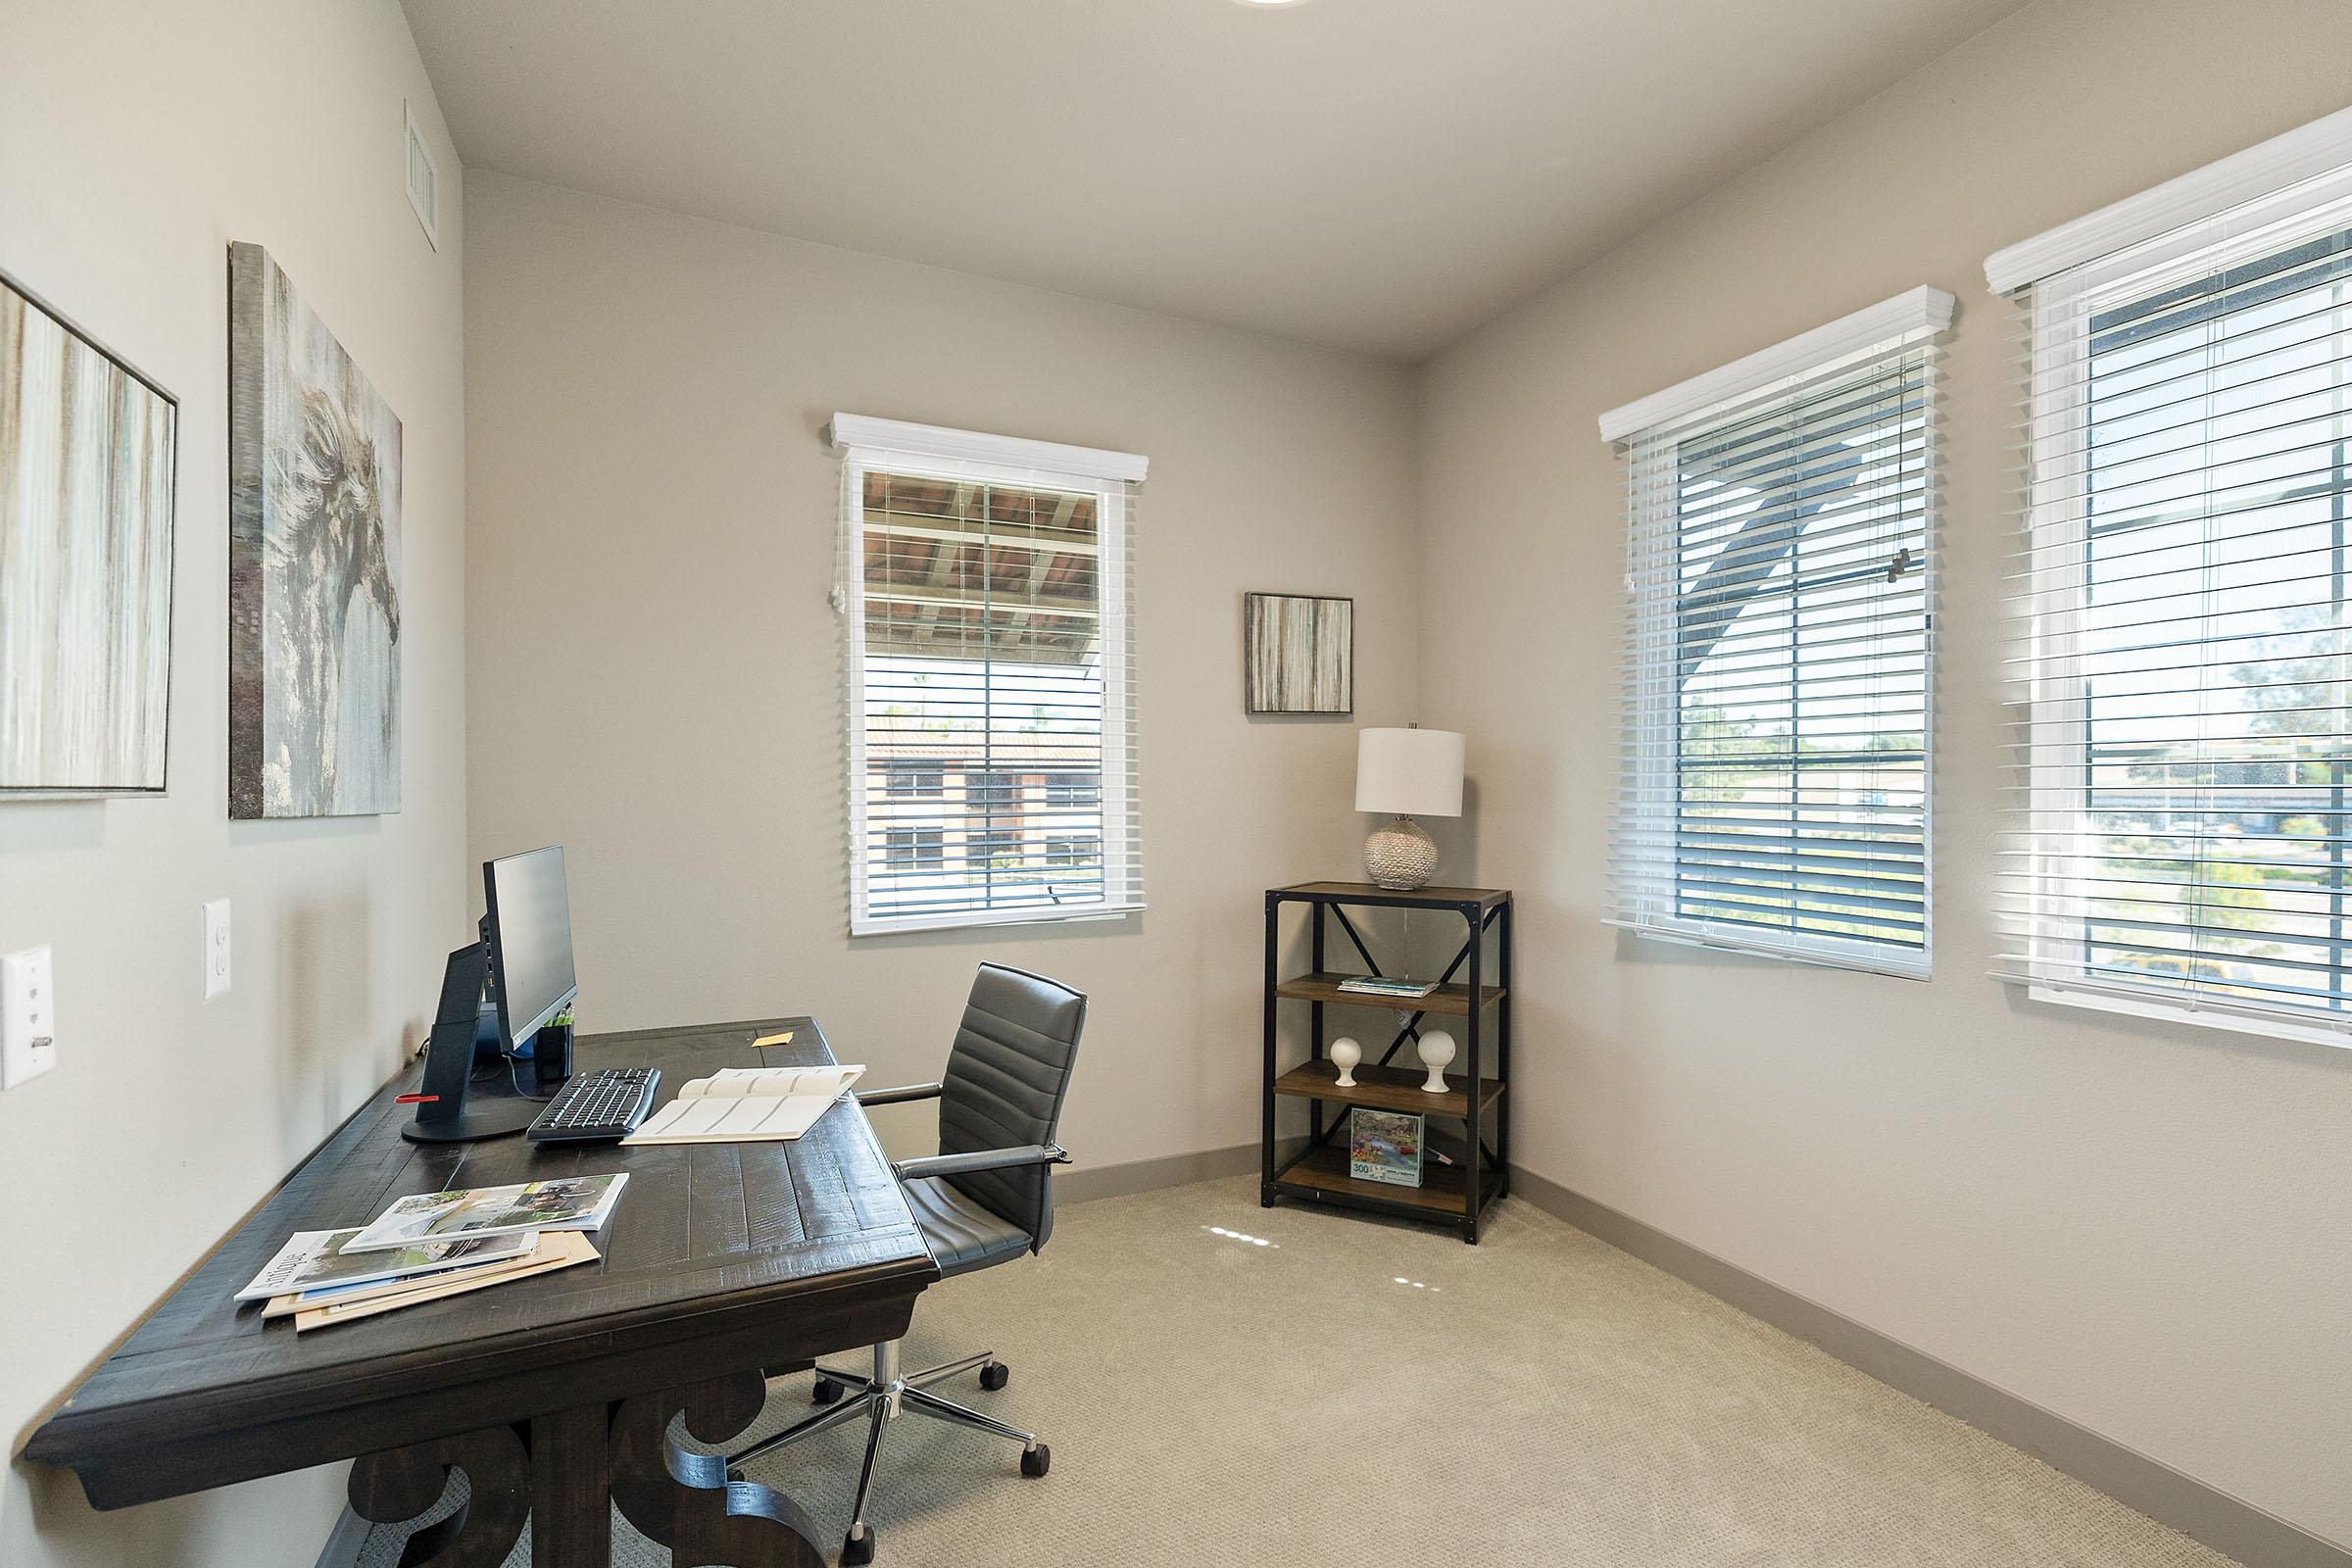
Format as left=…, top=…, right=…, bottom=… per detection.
left=1355, top=728, right=1464, bottom=818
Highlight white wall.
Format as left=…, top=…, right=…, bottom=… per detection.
left=1416, top=0, right=2352, bottom=1547
left=0, top=4, right=467, bottom=1566
left=462, top=172, right=1420, bottom=1172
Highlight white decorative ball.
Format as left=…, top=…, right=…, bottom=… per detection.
left=1416, top=1029, right=1457, bottom=1093
left=1328, top=1037, right=1361, bottom=1088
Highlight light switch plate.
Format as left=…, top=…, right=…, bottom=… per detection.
left=2, top=945, right=58, bottom=1090
left=203, top=899, right=231, bottom=1000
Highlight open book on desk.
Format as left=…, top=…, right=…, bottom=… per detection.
left=620, top=1064, right=866, bottom=1146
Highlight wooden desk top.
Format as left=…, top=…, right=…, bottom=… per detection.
left=26, top=1018, right=939, bottom=1509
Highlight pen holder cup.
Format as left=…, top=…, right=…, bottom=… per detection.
left=533, top=1023, right=574, bottom=1091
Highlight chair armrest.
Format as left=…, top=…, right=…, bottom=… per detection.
left=892, top=1144, right=1069, bottom=1183
left=856, top=1081, right=945, bottom=1106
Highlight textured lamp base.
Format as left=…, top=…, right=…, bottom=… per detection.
left=1364, top=815, right=1438, bottom=890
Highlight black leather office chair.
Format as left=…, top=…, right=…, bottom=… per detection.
left=730, top=962, right=1084, bottom=1565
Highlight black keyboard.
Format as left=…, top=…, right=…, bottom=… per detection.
left=527, top=1066, right=661, bottom=1144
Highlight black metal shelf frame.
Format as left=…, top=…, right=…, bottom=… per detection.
left=1260, top=884, right=1513, bottom=1244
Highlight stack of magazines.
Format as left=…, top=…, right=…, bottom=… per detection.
left=1333, top=975, right=1438, bottom=1000
left=235, top=1174, right=627, bottom=1332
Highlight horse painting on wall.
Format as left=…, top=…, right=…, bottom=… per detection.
left=228, top=243, right=401, bottom=818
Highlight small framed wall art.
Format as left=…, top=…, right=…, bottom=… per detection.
left=1244, top=591, right=1352, bottom=714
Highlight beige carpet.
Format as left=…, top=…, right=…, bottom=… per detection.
left=363, top=1176, right=2235, bottom=1567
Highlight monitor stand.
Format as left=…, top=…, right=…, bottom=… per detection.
left=400, top=1093, right=541, bottom=1144
left=401, top=942, right=543, bottom=1146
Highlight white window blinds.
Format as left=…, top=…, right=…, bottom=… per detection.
left=832, top=415, right=1146, bottom=936
left=1993, top=120, right=2352, bottom=1044
left=1601, top=289, right=1952, bottom=977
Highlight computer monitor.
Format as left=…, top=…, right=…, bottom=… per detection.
left=483, top=846, right=579, bottom=1056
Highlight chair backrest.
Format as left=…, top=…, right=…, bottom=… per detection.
left=937, top=962, right=1085, bottom=1252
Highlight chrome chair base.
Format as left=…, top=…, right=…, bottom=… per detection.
left=727, top=1340, right=1049, bottom=1565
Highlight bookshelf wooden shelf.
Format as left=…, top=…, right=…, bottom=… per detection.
left=1270, top=1059, right=1503, bottom=1121
left=1277, top=1146, right=1467, bottom=1216
left=1271, top=972, right=1505, bottom=1017
left=1262, top=882, right=1513, bottom=1245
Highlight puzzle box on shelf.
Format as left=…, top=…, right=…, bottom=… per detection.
left=1349, top=1108, right=1424, bottom=1188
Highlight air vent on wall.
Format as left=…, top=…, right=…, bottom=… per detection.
left=405, top=101, right=440, bottom=251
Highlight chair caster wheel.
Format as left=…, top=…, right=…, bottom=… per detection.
left=1020, top=1442, right=1050, bottom=1478
left=979, top=1360, right=1009, bottom=1392
left=842, top=1525, right=877, bottom=1564
left=812, top=1377, right=846, bottom=1405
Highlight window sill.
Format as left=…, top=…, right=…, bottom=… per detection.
left=1999, top=972, right=2352, bottom=1052
left=1607, top=917, right=1932, bottom=981
left=851, top=901, right=1146, bottom=939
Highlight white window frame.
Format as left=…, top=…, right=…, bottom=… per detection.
left=834, top=414, right=1146, bottom=938
left=1602, top=287, right=1953, bottom=980
left=1992, top=108, right=2352, bottom=1049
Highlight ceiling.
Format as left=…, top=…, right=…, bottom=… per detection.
left=402, top=0, right=2030, bottom=361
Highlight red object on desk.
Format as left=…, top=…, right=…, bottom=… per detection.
left=395, top=1094, right=439, bottom=1104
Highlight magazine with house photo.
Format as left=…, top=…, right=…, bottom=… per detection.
left=621, top=1063, right=864, bottom=1146
left=293, top=1232, right=600, bottom=1332
left=235, top=1226, right=536, bottom=1302
left=264, top=1233, right=554, bottom=1317
left=341, top=1173, right=629, bottom=1254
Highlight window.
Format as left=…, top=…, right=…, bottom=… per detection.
left=882, top=760, right=945, bottom=799
left=884, top=827, right=945, bottom=872
left=1601, top=288, right=1951, bottom=977
left=965, top=769, right=1022, bottom=813
left=1044, top=771, right=1101, bottom=808
left=836, top=414, right=1147, bottom=935
left=1993, top=116, right=2352, bottom=1044
left=1047, top=833, right=1101, bottom=869
left=967, top=827, right=1021, bottom=866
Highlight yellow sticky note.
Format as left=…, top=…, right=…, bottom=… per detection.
left=753, top=1031, right=795, bottom=1049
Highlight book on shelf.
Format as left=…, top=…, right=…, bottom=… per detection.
left=290, top=1232, right=600, bottom=1332
left=1333, top=976, right=1438, bottom=999
left=621, top=1063, right=865, bottom=1146
left=1350, top=1108, right=1425, bottom=1187
left=342, top=1173, right=629, bottom=1254
left=235, top=1227, right=536, bottom=1302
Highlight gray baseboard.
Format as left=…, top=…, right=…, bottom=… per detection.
left=1058, top=1142, right=1259, bottom=1203
left=1504, top=1165, right=2348, bottom=1568
left=312, top=1499, right=369, bottom=1568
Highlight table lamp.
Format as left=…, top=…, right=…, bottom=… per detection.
left=1355, top=727, right=1464, bottom=890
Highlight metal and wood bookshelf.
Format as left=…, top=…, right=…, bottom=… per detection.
left=1261, top=881, right=1512, bottom=1244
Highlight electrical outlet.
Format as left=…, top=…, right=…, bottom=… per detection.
left=2, top=945, right=58, bottom=1090
left=203, top=899, right=231, bottom=1000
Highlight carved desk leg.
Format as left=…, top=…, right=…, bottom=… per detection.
left=611, top=1370, right=826, bottom=1568
left=529, top=1403, right=612, bottom=1568
left=349, top=1423, right=530, bottom=1568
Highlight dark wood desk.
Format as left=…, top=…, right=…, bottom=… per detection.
left=24, top=1018, right=939, bottom=1567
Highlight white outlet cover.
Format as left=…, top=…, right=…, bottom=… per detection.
left=2, top=945, right=58, bottom=1090
left=203, top=899, right=231, bottom=1000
